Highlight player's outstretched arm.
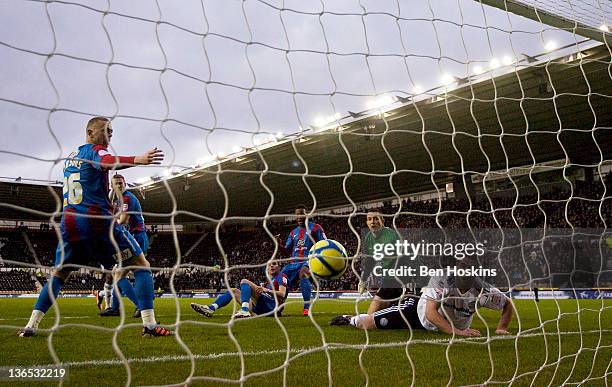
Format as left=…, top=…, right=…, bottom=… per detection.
left=99, top=148, right=164, bottom=170
left=424, top=299, right=480, bottom=337
left=495, top=299, right=514, bottom=334
left=273, top=233, right=292, bottom=256
left=134, top=148, right=164, bottom=166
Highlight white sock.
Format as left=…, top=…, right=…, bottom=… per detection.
left=25, top=310, right=45, bottom=329
left=241, top=302, right=249, bottom=310
left=141, top=309, right=156, bottom=329
left=210, top=303, right=218, bottom=311
left=350, top=314, right=369, bottom=328
left=104, top=284, right=113, bottom=310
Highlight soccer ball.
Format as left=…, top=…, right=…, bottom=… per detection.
left=308, top=239, right=348, bottom=280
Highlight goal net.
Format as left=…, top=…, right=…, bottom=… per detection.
left=0, top=0, right=610, bottom=385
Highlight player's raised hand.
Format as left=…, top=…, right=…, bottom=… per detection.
left=135, top=147, right=164, bottom=165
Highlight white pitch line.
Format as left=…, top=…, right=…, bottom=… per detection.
left=12, top=329, right=611, bottom=369
left=0, top=316, right=92, bottom=321
left=0, top=314, right=178, bottom=321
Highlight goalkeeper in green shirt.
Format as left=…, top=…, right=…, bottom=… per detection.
left=360, top=210, right=405, bottom=314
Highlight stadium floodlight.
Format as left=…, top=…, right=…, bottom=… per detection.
left=136, top=176, right=151, bottom=185
left=600, top=24, right=610, bottom=32
left=544, top=41, right=557, bottom=52
left=489, top=57, right=501, bottom=69
left=275, top=131, right=283, bottom=139
left=216, top=152, right=226, bottom=160
left=162, top=169, right=172, bottom=178
left=440, top=73, right=456, bottom=86
left=196, top=155, right=214, bottom=165
left=232, top=145, right=241, bottom=153
left=366, top=95, right=396, bottom=111
left=313, top=116, right=327, bottom=128
left=502, top=55, right=515, bottom=66
left=313, top=112, right=342, bottom=128
left=413, top=85, right=423, bottom=94
left=472, top=65, right=485, bottom=75
left=253, top=138, right=262, bottom=146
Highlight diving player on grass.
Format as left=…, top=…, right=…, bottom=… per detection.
left=278, top=204, right=326, bottom=316
left=190, top=261, right=288, bottom=318
left=99, top=174, right=147, bottom=318
left=331, top=276, right=513, bottom=336
left=19, top=116, right=172, bottom=337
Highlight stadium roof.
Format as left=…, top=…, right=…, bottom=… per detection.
left=0, top=180, right=61, bottom=221
left=138, top=42, right=612, bottom=222
left=1, top=42, right=611, bottom=223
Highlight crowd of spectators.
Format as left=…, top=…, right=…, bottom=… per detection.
left=0, top=174, right=610, bottom=293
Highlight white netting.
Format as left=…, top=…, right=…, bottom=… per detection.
left=0, top=0, right=611, bottom=385
left=485, top=0, right=612, bottom=33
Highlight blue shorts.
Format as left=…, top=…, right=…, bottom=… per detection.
left=55, top=225, right=143, bottom=271
left=252, top=294, right=282, bottom=316
left=281, top=261, right=309, bottom=288
left=132, top=231, right=149, bottom=255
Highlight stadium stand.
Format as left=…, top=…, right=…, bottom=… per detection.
left=0, top=172, right=609, bottom=292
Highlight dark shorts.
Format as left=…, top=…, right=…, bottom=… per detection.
left=281, top=261, right=308, bottom=288
left=55, top=225, right=142, bottom=271
left=372, top=295, right=425, bottom=330
left=374, top=287, right=405, bottom=302
left=252, top=294, right=283, bottom=316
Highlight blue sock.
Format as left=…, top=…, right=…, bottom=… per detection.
left=239, top=283, right=251, bottom=311
left=111, top=287, right=120, bottom=311
left=34, top=276, right=64, bottom=313
left=134, top=269, right=154, bottom=311
left=118, top=278, right=140, bottom=309
left=300, top=277, right=312, bottom=309
left=211, top=291, right=233, bottom=310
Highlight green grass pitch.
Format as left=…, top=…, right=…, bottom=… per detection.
left=0, top=297, right=610, bottom=386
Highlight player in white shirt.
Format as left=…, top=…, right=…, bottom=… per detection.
left=331, top=276, right=513, bottom=337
